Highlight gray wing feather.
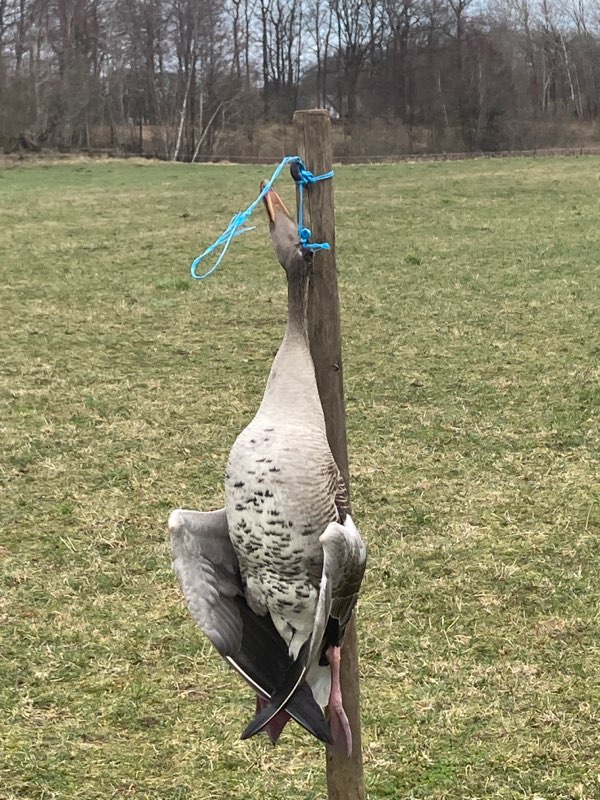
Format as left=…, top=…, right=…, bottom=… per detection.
left=169, top=508, right=243, bottom=656
left=310, top=513, right=366, bottom=659
left=323, top=515, right=367, bottom=639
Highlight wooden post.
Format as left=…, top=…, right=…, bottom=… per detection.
left=293, top=109, right=365, bottom=800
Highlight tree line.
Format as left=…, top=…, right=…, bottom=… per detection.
left=1, top=0, right=599, bottom=158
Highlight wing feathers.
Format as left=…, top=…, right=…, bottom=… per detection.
left=235, top=514, right=366, bottom=738
left=169, top=506, right=332, bottom=744
left=320, top=513, right=367, bottom=642
left=228, top=601, right=331, bottom=743
left=170, top=508, right=244, bottom=656
left=239, top=641, right=309, bottom=739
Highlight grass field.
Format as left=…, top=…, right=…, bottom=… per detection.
left=1, top=156, right=599, bottom=800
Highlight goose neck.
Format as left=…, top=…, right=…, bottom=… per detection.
left=285, top=266, right=310, bottom=341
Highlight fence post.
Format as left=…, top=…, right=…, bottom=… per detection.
left=293, top=108, right=366, bottom=800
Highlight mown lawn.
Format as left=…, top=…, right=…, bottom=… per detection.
left=0, top=155, right=598, bottom=800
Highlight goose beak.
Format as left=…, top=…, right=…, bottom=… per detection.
left=261, top=182, right=293, bottom=225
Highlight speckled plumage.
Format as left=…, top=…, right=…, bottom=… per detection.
left=225, top=329, right=343, bottom=659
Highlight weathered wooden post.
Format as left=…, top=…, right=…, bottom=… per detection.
left=293, top=109, right=365, bottom=800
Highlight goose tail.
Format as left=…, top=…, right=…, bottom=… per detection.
left=241, top=680, right=331, bottom=745
left=230, top=603, right=332, bottom=745
left=240, top=640, right=332, bottom=744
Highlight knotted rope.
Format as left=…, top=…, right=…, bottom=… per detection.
left=190, top=156, right=334, bottom=280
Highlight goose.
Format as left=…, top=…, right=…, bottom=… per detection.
left=169, top=183, right=366, bottom=756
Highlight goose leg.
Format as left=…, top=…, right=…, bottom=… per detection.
left=255, top=695, right=291, bottom=744
left=325, top=645, right=352, bottom=757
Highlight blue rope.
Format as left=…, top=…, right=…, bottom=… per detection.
left=292, top=161, right=334, bottom=252
left=190, top=156, right=334, bottom=280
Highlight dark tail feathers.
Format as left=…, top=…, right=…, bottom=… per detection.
left=229, top=599, right=331, bottom=745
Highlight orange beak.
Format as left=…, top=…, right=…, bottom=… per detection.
left=261, top=182, right=293, bottom=224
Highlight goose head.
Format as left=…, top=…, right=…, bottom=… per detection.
left=261, top=183, right=312, bottom=277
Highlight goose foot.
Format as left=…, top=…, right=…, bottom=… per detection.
left=326, top=645, right=352, bottom=757
left=255, top=695, right=291, bottom=744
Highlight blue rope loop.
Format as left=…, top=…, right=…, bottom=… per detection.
left=292, top=161, right=334, bottom=252
left=190, top=156, right=334, bottom=280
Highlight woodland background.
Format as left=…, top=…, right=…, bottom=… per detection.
left=2, top=0, right=600, bottom=159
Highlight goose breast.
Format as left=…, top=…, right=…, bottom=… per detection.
left=225, top=416, right=338, bottom=655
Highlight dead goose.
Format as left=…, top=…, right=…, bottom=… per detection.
left=169, top=184, right=366, bottom=756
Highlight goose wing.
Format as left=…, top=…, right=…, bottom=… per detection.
left=320, top=513, right=367, bottom=638
left=170, top=508, right=242, bottom=654
left=169, top=507, right=331, bottom=743
left=241, top=513, right=366, bottom=739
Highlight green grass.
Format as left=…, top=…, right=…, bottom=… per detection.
left=1, top=155, right=599, bottom=800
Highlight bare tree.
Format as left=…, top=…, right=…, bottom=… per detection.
left=2, top=0, right=600, bottom=157
left=331, top=0, right=382, bottom=117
